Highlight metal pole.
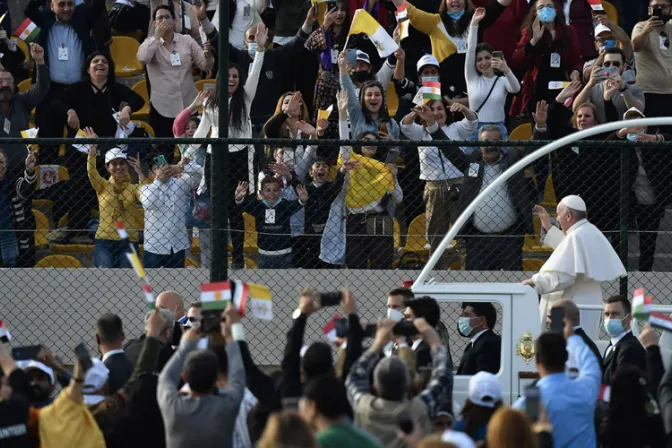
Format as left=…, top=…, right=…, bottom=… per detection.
left=619, top=146, right=630, bottom=296
left=413, top=117, right=672, bottom=288
left=210, top=2, right=230, bottom=282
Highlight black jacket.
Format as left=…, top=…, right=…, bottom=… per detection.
left=0, top=169, right=36, bottom=267
left=124, top=334, right=175, bottom=373
left=25, top=0, right=105, bottom=77
left=430, top=126, right=534, bottom=235
left=456, top=329, right=501, bottom=375
left=658, top=350, right=672, bottom=445
left=602, top=331, right=647, bottom=385
left=575, top=327, right=604, bottom=373
left=104, top=351, right=133, bottom=395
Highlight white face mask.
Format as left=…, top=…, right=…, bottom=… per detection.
left=387, top=308, right=404, bottom=322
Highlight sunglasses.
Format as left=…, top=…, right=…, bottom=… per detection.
left=603, top=61, right=621, bottom=68
left=187, top=316, right=201, bottom=323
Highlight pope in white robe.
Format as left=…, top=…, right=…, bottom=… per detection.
left=522, top=195, right=627, bottom=340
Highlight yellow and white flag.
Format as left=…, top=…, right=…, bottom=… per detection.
left=349, top=9, right=399, bottom=57
left=249, top=283, right=273, bottom=320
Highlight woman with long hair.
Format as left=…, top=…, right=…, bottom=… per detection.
left=400, top=99, right=477, bottom=269
left=599, top=367, right=666, bottom=447
left=509, top=0, right=583, bottom=116
left=339, top=52, right=401, bottom=142
left=172, top=90, right=208, bottom=167
left=305, top=1, right=349, bottom=121
left=466, top=9, right=520, bottom=140
left=257, top=412, right=319, bottom=448
left=390, top=0, right=512, bottom=104
left=193, top=23, right=268, bottom=269
left=485, top=408, right=539, bottom=448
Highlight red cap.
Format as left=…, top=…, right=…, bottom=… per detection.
left=403, top=280, right=413, bottom=288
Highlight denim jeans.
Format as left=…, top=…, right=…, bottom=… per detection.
left=94, top=239, right=139, bottom=268
left=0, top=229, right=18, bottom=267
left=144, top=249, right=185, bottom=268
left=259, top=253, right=293, bottom=269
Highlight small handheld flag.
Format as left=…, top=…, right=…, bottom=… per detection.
left=0, top=320, right=12, bottom=343
left=143, top=284, right=155, bottom=309
left=586, top=0, right=603, bottom=11
left=200, top=281, right=232, bottom=310
left=422, top=79, right=441, bottom=103
left=632, top=288, right=653, bottom=320
left=15, top=18, right=40, bottom=44
left=322, top=314, right=342, bottom=342
left=317, top=105, right=334, bottom=122
left=395, top=2, right=409, bottom=41
left=349, top=9, right=399, bottom=57
left=21, top=127, right=39, bottom=153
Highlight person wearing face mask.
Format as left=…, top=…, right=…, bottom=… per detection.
left=582, top=17, right=635, bottom=86
left=431, top=124, right=535, bottom=271
left=607, top=107, right=672, bottom=272
left=456, top=302, right=501, bottom=375
left=350, top=49, right=398, bottom=97
left=401, top=100, right=477, bottom=269
left=601, top=295, right=647, bottom=385
left=390, top=0, right=513, bottom=106
left=523, top=195, right=627, bottom=340
left=574, top=47, right=645, bottom=123
left=510, top=0, right=583, bottom=117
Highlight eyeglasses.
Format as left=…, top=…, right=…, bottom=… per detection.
left=187, top=316, right=201, bottom=323
left=156, top=14, right=172, bottom=21
left=57, top=1, right=75, bottom=7
left=603, top=61, right=621, bottom=68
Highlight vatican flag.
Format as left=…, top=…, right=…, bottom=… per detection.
left=349, top=9, right=398, bottom=57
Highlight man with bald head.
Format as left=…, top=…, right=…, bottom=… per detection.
left=523, top=195, right=627, bottom=339
left=547, top=299, right=603, bottom=373
left=156, top=290, right=185, bottom=347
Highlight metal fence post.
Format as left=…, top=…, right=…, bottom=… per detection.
left=210, top=2, right=230, bottom=282
left=619, top=144, right=631, bottom=296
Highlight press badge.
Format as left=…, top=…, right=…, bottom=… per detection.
left=3, top=118, right=9, bottom=134
left=550, top=52, right=561, bottom=68
left=265, top=209, right=276, bottom=224
left=456, top=39, right=467, bottom=54
left=468, top=163, right=479, bottom=178
left=184, top=14, right=191, bottom=30
left=243, top=5, right=251, bottom=17
left=58, top=44, right=69, bottom=61
left=331, top=49, right=339, bottom=64
left=170, top=51, right=182, bottom=66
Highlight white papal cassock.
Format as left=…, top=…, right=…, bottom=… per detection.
left=533, top=220, right=627, bottom=340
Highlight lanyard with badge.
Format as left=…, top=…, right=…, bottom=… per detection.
left=58, top=43, right=69, bottom=61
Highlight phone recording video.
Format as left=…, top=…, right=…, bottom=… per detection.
left=74, top=343, right=93, bottom=371
left=550, top=307, right=565, bottom=335
left=525, top=385, right=541, bottom=421
left=11, top=345, right=42, bottom=361
left=319, top=291, right=343, bottom=307
left=201, top=310, right=221, bottom=333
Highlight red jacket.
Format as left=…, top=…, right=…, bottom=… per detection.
left=510, top=24, right=583, bottom=116
left=472, top=0, right=531, bottom=61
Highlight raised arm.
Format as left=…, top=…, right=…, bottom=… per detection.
left=244, top=25, right=268, bottom=105
left=415, top=319, right=453, bottom=420
left=339, top=53, right=364, bottom=127
left=466, top=9, right=486, bottom=82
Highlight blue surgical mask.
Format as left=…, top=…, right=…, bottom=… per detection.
left=627, top=130, right=645, bottom=141
left=447, top=10, right=465, bottom=20
left=604, top=318, right=625, bottom=338
left=458, top=317, right=473, bottom=337
left=538, top=6, right=556, bottom=24
left=248, top=42, right=257, bottom=59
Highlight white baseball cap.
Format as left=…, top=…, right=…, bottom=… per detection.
left=560, top=195, right=587, bottom=212
left=595, top=23, right=611, bottom=36
left=356, top=50, right=371, bottom=65
left=105, top=147, right=127, bottom=164
left=624, top=106, right=645, bottom=119
left=16, top=360, right=55, bottom=385
left=468, top=371, right=502, bottom=408
left=417, top=54, right=440, bottom=73
left=82, top=357, right=109, bottom=395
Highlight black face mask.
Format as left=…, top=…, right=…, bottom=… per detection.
left=352, top=70, right=372, bottom=84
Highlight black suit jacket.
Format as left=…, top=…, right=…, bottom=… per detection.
left=456, top=329, right=501, bottom=375
left=124, top=335, right=175, bottom=373
left=103, top=352, right=133, bottom=395
left=602, top=331, right=647, bottom=385
left=575, top=327, right=604, bottom=373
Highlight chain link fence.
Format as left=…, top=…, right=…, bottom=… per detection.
left=2, top=135, right=672, bottom=366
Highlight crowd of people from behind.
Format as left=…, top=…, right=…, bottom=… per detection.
left=3, top=284, right=672, bottom=447
left=0, top=0, right=671, bottom=271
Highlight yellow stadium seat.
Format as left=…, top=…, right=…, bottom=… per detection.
left=602, top=1, right=618, bottom=25
left=448, top=258, right=462, bottom=270
left=12, top=38, right=29, bottom=62
left=523, top=216, right=553, bottom=254
left=110, top=36, right=143, bottom=77
left=33, top=209, right=49, bottom=249
left=185, top=257, right=199, bottom=268
left=540, top=175, right=557, bottom=208
left=191, top=235, right=200, bottom=255
left=393, top=218, right=400, bottom=249
left=35, top=255, right=83, bottom=268
left=523, top=258, right=545, bottom=272
left=50, top=243, right=94, bottom=254
left=195, top=79, right=216, bottom=92
left=131, top=80, right=150, bottom=119
left=386, top=82, right=399, bottom=118
left=135, top=121, right=155, bottom=137
left=402, top=214, right=430, bottom=256
left=229, top=257, right=258, bottom=269
left=509, top=123, right=532, bottom=141
left=243, top=212, right=258, bottom=253
left=111, top=30, right=144, bottom=41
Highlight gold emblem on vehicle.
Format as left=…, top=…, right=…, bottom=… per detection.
left=516, top=332, right=535, bottom=365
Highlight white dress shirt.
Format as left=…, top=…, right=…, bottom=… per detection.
left=140, top=162, right=202, bottom=255
left=605, top=330, right=632, bottom=358
left=101, top=348, right=125, bottom=363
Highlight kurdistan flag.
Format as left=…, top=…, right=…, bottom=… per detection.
left=16, top=18, right=40, bottom=44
